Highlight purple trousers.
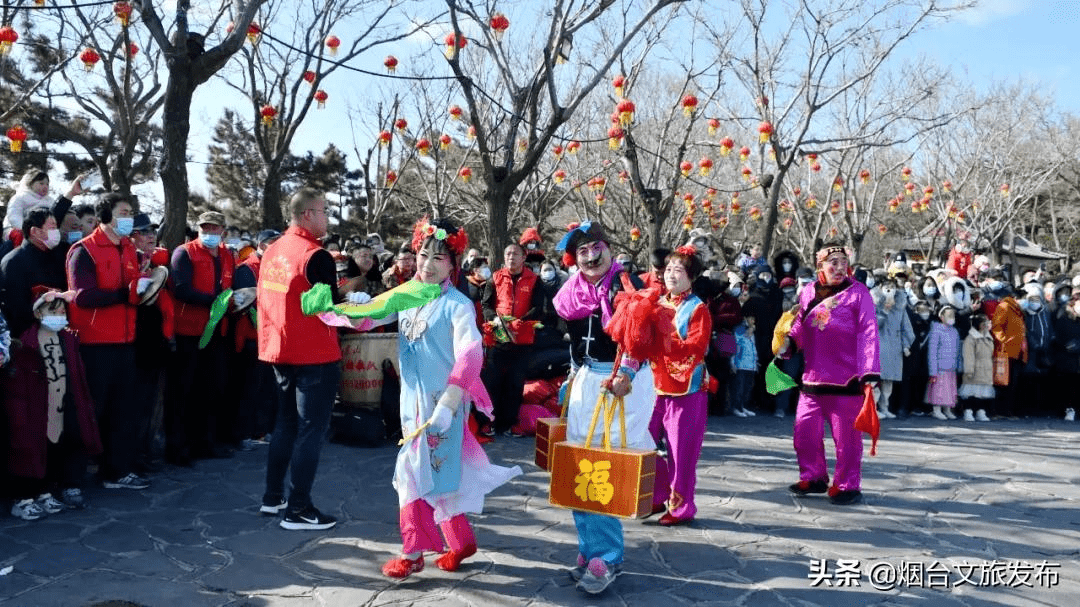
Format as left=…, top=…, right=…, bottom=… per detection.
left=793, top=391, right=863, bottom=492
left=399, top=499, right=475, bottom=555
left=650, top=391, right=708, bottom=519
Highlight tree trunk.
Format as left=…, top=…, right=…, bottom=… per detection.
left=160, top=72, right=194, bottom=249
left=760, top=166, right=788, bottom=258
left=486, top=183, right=511, bottom=259
left=262, top=163, right=285, bottom=231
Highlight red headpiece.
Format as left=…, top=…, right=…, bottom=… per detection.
left=411, top=216, right=469, bottom=258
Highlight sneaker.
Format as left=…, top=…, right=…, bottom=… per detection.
left=11, top=498, right=46, bottom=521
left=944, top=408, right=957, bottom=420
left=260, top=498, right=288, bottom=516
left=878, top=408, right=896, bottom=419
left=577, top=557, right=618, bottom=594
left=60, top=488, right=87, bottom=510
left=36, top=493, right=66, bottom=514
left=569, top=554, right=624, bottom=582
left=773, top=410, right=785, bottom=418
left=280, top=506, right=337, bottom=530
left=1066, top=408, right=1076, bottom=422
left=975, top=409, right=990, bottom=422
left=239, top=439, right=259, bottom=451
left=789, top=479, right=829, bottom=495
left=732, top=408, right=748, bottom=418
left=103, top=473, right=151, bottom=490
left=931, top=409, right=948, bottom=421
left=963, top=409, right=975, bottom=422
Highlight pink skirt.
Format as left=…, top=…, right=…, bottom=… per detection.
left=925, top=371, right=957, bottom=406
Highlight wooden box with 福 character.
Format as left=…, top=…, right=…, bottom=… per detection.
left=547, top=393, right=657, bottom=519
left=534, top=417, right=567, bottom=471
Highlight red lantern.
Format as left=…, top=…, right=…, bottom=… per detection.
left=707, top=118, right=720, bottom=136
left=126, top=42, right=139, bottom=57
left=705, top=188, right=718, bottom=199
left=618, top=170, right=629, bottom=183
left=758, top=96, right=769, bottom=108
left=719, top=137, right=734, bottom=156
left=79, top=47, right=101, bottom=71
left=313, top=90, right=328, bottom=108
left=567, top=140, right=581, bottom=154
left=827, top=226, right=839, bottom=238
left=448, top=104, right=463, bottom=120
left=680, top=161, right=693, bottom=177
left=415, top=138, right=431, bottom=155
left=444, top=32, right=467, bottom=58
left=807, top=153, right=818, bottom=162
left=942, top=180, right=953, bottom=193
left=859, top=169, right=870, bottom=184
left=458, top=167, right=472, bottom=183
left=888, top=197, right=901, bottom=212
left=718, top=215, right=729, bottom=228
left=1000, top=183, right=1010, bottom=196
left=394, top=118, right=408, bottom=132
left=384, top=56, right=398, bottom=73
left=246, top=22, right=261, bottom=44
left=829, top=200, right=841, bottom=215
left=730, top=200, right=741, bottom=215
left=553, top=169, right=566, bottom=184
left=302, top=70, right=316, bottom=84
left=595, top=193, right=606, bottom=206
left=591, top=177, right=607, bottom=192
left=489, top=12, right=510, bottom=38
left=439, top=133, right=452, bottom=149
left=810, top=162, right=821, bottom=173
left=904, top=182, right=916, bottom=195
left=750, top=206, right=763, bottom=221
left=259, top=104, right=277, bottom=125
left=779, top=199, right=793, bottom=213
left=114, top=2, right=133, bottom=27
left=682, top=215, right=694, bottom=230
left=630, top=226, right=641, bottom=242
left=833, top=176, right=843, bottom=192
left=6, top=125, right=27, bottom=153
left=681, top=94, right=698, bottom=116
left=517, top=138, right=527, bottom=152
left=325, top=35, right=340, bottom=56
left=378, top=130, right=392, bottom=146
left=612, top=75, right=625, bottom=98
left=741, top=167, right=752, bottom=182
left=616, top=99, right=635, bottom=125
left=924, top=186, right=935, bottom=197
left=806, top=196, right=817, bottom=209
left=738, top=146, right=750, bottom=162
left=467, top=125, right=476, bottom=139
left=782, top=216, right=793, bottom=230
left=757, top=121, right=774, bottom=143
left=607, top=126, right=624, bottom=150
left=0, top=25, right=18, bottom=55
left=385, top=170, right=397, bottom=185
left=698, top=157, right=713, bottom=177
left=792, top=186, right=802, bottom=197
left=901, top=166, right=912, bottom=181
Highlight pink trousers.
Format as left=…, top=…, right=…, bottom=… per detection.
left=650, top=391, right=708, bottom=519
left=792, top=391, right=863, bottom=491
left=399, top=499, right=476, bottom=554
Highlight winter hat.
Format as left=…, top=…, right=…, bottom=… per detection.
left=1022, top=283, right=1043, bottom=300
left=779, top=277, right=797, bottom=290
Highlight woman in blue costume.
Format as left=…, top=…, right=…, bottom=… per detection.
left=370, top=218, right=521, bottom=578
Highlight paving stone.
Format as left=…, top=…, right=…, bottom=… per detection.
left=81, top=522, right=155, bottom=553
left=16, top=542, right=105, bottom=577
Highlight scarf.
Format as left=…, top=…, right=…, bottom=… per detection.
left=554, top=261, right=623, bottom=326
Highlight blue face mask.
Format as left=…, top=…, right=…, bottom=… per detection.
left=67, top=231, right=83, bottom=244
left=115, top=217, right=134, bottom=236
left=41, top=315, right=68, bottom=332
left=201, top=233, right=222, bottom=248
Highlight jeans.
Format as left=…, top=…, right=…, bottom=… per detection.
left=729, top=369, right=756, bottom=411
left=264, top=362, right=340, bottom=513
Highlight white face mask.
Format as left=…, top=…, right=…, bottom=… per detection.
left=924, top=286, right=937, bottom=296
left=782, top=262, right=793, bottom=272
left=43, top=228, right=61, bottom=249
left=918, top=312, right=930, bottom=320
left=41, top=315, right=68, bottom=332
left=478, top=267, right=492, bottom=280
left=943, top=317, right=955, bottom=326
left=730, top=286, right=742, bottom=297
left=541, top=269, right=556, bottom=281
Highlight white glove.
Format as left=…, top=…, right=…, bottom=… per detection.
left=429, top=385, right=463, bottom=432
left=347, top=291, right=373, bottom=304
left=137, top=277, right=152, bottom=295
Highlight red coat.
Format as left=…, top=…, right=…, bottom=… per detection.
left=650, top=292, right=712, bottom=395
left=484, top=267, right=539, bottom=345
left=946, top=249, right=972, bottom=279
left=173, top=240, right=235, bottom=338
left=3, top=325, right=102, bottom=479
left=257, top=226, right=341, bottom=365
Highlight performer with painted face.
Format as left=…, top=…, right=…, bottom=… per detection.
left=780, top=242, right=880, bottom=505
left=552, top=222, right=655, bottom=594
left=379, top=217, right=522, bottom=579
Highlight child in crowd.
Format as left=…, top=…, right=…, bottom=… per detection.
left=3, top=290, right=102, bottom=520
left=730, top=315, right=758, bottom=417
left=926, top=306, right=962, bottom=420
left=959, top=313, right=995, bottom=422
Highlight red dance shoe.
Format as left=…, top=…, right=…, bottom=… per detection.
left=658, top=513, right=693, bottom=526
left=382, top=555, right=424, bottom=578
left=435, top=544, right=477, bottom=572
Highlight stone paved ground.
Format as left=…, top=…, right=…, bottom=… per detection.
left=1, top=414, right=1077, bottom=606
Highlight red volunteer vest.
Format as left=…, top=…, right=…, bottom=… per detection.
left=173, top=240, right=235, bottom=338
left=492, top=267, right=538, bottom=345
left=65, top=227, right=139, bottom=345
left=257, top=226, right=341, bottom=365
left=234, top=253, right=261, bottom=349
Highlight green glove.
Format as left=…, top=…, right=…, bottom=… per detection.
left=198, top=289, right=233, bottom=349
left=302, top=280, right=441, bottom=320
left=765, top=359, right=798, bottom=395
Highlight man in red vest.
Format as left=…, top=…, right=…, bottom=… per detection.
left=480, top=242, right=545, bottom=436
left=230, top=229, right=281, bottom=450
left=65, top=192, right=149, bottom=490
left=166, top=211, right=236, bottom=464
left=257, top=189, right=341, bottom=530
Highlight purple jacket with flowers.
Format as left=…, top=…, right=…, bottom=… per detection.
left=788, top=278, right=880, bottom=388
left=927, top=321, right=962, bottom=376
